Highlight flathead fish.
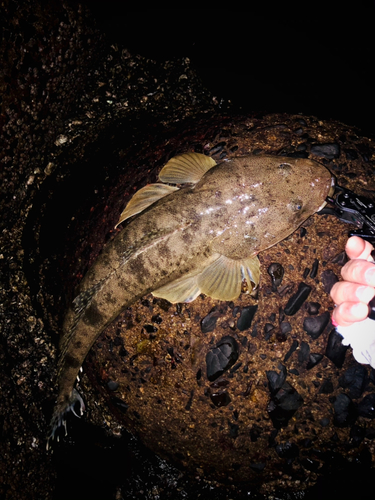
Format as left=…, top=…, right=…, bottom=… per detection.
left=48, top=152, right=334, bottom=444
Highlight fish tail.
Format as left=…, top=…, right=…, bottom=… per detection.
left=46, top=388, right=85, bottom=451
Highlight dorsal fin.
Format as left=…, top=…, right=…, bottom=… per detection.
left=116, top=183, right=178, bottom=227
left=158, top=153, right=217, bottom=185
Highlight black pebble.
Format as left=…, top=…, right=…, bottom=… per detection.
left=358, top=393, right=375, bottom=418
left=237, top=305, right=258, bottom=331
left=298, top=341, right=310, bottom=364
left=144, top=324, right=158, bottom=334
left=300, top=227, right=307, bottom=238
left=284, top=340, right=298, bottom=362
left=339, top=364, right=368, bottom=399
left=303, top=268, right=310, bottom=279
left=111, top=396, right=129, bottom=413
left=311, top=143, right=340, bottom=159
left=303, top=311, right=330, bottom=339
left=319, top=379, right=334, bottom=394
left=267, top=382, right=304, bottom=429
left=306, top=353, right=323, bottom=370
left=275, top=441, right=299, bottom=459
left=306, top=302, right=321, bottom=315
left=107, top=380, right=119, bottom=391
left=344, top=148, right=358, bottom=160
left=209, top=141, right=226, bottom=155
left=280, top=322, right=292, bottom=335
left=264, top=323, right=274, bottom=340
left=325, top=329, right=348, bottom=368
left=210, top=390, right=231, bottom=407
left=321, top=269, right=339, bottom=294
left=229, top=422, right=239, bottom=438
left=201, top=310, right=220, bottom=333
left=266, top=364, right=287, bottom=394
left=331, top=251, right=348, bottom=266
left=284, top=282, right=312, bottom=316
left=267, top=263, right=284, bottom=291
left=333, top=393, right=357, bottom=427
left=310, top=259, right=319, bottom=279
left=206, top=336, right=239, bottom=381
left=249, top=462, right=266, bottom=473
left=151, top=314, right=163, bottom=324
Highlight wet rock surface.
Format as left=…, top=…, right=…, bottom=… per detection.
left=2, top=2, right=375, bottom=499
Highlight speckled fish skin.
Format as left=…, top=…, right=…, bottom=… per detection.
left=49, top=153, right=334, bottom=442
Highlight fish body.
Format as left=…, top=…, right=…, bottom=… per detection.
left=49, top=153, right=334, bottom=442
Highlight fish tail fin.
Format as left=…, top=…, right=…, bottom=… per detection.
left=46, top=388, right=85, bottom=451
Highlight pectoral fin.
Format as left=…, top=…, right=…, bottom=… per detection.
left=152, top=271, right=202, bottom=303
left=158, top=153, right=217, bottom=185
left=152, top=253, right=260, bottom=303
left=197, top=254, right=260, bottom=300
left=116, top=184, right=178, bottom=227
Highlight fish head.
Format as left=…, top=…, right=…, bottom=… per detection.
left=271, top=156, right=335, bottom=225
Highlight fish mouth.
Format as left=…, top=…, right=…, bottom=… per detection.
left=317, top=176, right=336, bottom=212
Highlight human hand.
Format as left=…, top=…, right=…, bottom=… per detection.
left=330, top=236, right=375, bottom=327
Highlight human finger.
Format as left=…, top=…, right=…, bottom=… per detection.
left=341, top=259, right=375, bottom=288
left=345, top=236, right=374, bottom=261
left=332, top=301, right=369, bottom=327
left=330, top=281, right=375, bottom=306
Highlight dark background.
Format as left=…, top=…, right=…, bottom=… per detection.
left=86, top=6, right=374, bottom=137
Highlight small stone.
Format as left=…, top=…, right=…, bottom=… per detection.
left=303, top=311, right=330, bottom=339
left=266, top=364, right=287, bottom=394
left=111, top=396, right=129, bottom=413
left=344, top=148, right=358, bottom=160
left=206, top=336, right=239, bottom=381
left=201, top=310, right=221, bottom=333
left=339, top=364, right=368, bottom=399
left=306, top=302, right=321, bottom=315
left=284, top=340, right=298, bottom=362
left=358, top=393, right=375, bottom=419
left=275, top=441, right=299, bottom=459
left=319, top=379, right=334, bottom=394
left=107, top=380, right=119, bottom=391
left=325, top=329, right=348, bottom=368
left=333, top=393, right=357, bottom=427
left=310, top=258, right=319, bottom=279
left=311, top=143, right=340, bottom=159
left=267, top=263, right=284, bottom=291
left=280, top=321, right=292, bottom=335
left=319, top=417, right=330, bottom=427
left=264, top=323, right=274, bottom=340
left=267, top=382, right=304, bottom=429
left=210, top=390, right=231, bottom=407
left=284, top=282, right=312, bottom=316
left=237, top=305, right=258, bottom=331
left=307, top=353, right=323, bottom=370
left=321, top=269, right=339, bottom=294
left=331, top=251, right=348, bottom=266
left=298, top=341, right=310, bottom=364
left=249, top=462, right=266, bottom=473
left=229, top=422, right=239, bottom=438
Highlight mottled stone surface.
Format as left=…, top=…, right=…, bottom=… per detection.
left=2, top=2, right=375, bottom=499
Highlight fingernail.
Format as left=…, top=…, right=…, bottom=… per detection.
left=365, top=266, right=375, bottom=286
left=356, top=285, right=375, bottom=302
left=350, top=302, right=368, bottom=319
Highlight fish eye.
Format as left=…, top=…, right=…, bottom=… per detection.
left=278, top=163, right=292, bottom=175
left=289, top=199, right=303, bottom=212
